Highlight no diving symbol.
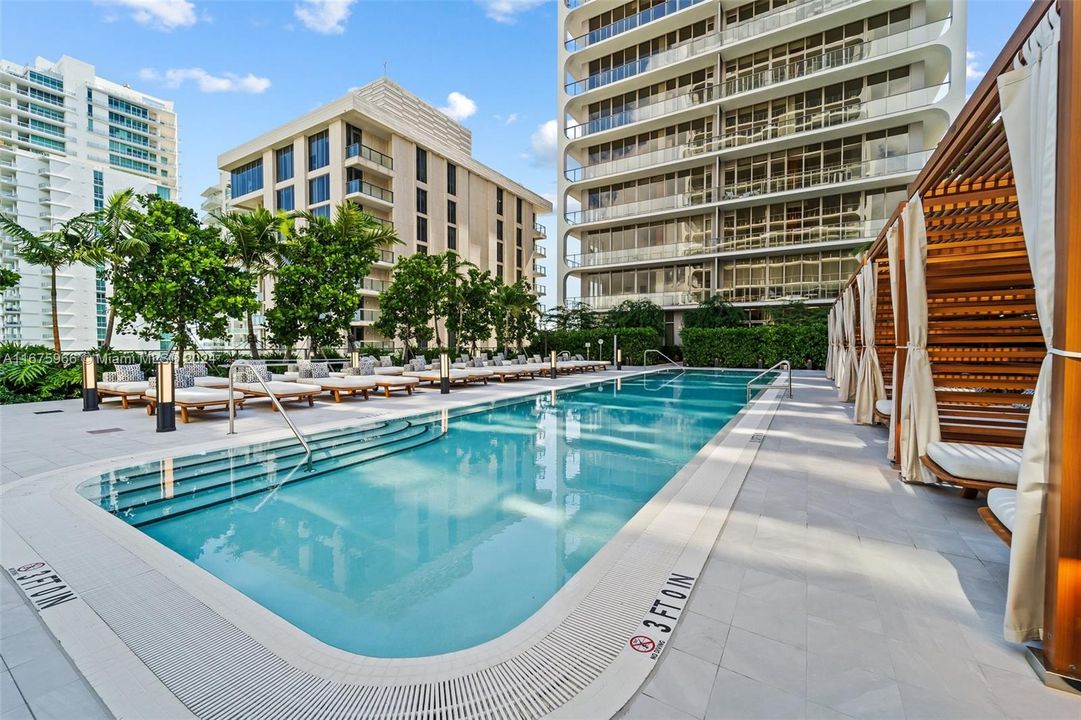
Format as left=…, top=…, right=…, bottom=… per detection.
left=629, top=635, right=655, bottom=653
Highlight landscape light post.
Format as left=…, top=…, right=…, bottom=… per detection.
left=550, top=350, right=557, bottom=379
left=81, top=355, right=98, bottom=412
left=156, top=360, right=176, bottom=433
left=439, top=352, right=450, bottom=394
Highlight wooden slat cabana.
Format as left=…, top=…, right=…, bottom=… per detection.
left=834, top=0, right=1081, bottom=693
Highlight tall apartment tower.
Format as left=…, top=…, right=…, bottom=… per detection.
left=0, top=55, right=178, bottom=349
left=558, top=0, right=966, bottom=342
left=218, top=78, right=552, bottom=349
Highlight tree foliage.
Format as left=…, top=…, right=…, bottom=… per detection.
left=492, top=279, right=540, bottom=352
left=267, top=203, right=398, bottom=354
left=681, top=295, right=748, bottom=329
left=109, top=194, right=259, bottom=362
left=766, top=300, right=828, bottom=326
left=94, top=189, right=147, bottom=348
left=373, top=253, right=443, bottom=358
left=0, top=268, right=19, bottom=293
left=544, top=302, right=598, bottom=331
left=604, top=299, right=664, bottom=334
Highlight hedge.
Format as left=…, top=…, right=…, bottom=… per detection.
left=680, top=323, right=827, bottom=369
left=528, top=327, right=663, bottom=364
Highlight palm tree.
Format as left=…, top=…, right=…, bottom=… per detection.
left=494, top=279, right=541, bottom=353
left=93, top=190, right=146, bottom=348
left=0, top=212, right=102, bottom=353
left=212, top=207, right=291, bottom=358
left=436, top=251, right=477, bottom=351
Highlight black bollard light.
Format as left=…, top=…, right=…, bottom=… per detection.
left=617, top=348, right=623, bottom=371
left=156, top=360, right=176, bottom=432
left=439, top=352, right=450, bottom=394
left=81, top=355, right=99, bottom=411
left=550, top=350, right=557, bottom=379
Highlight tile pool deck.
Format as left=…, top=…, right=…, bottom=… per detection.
left=1, top=370, right=1079, bottom=718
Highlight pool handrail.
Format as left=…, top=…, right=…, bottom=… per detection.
left=227, top=360, right=313, bottom=472
left=746, top=360, right=793, bottom=402
left=643, top=348, right=684, bottom=369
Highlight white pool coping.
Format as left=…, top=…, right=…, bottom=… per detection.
left=1, top=369, right=783, bottom=719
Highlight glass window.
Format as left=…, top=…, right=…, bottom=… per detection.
left=311, top=205, right=330, bottom=218
left=447, top=199, right=457, bottom=225
left=308, top=174, right=330, bottom=204
left=416, top=187, right=428, bottom=215
left=516, top=197, right=523, bottom=221
left=230, top=159, right=263, bottom=198
left=497, top=219, right=504, bottom=240
left=416, top=147, right=428, bottom=183
left=447, top=163, right=457, bottom=195
left=417, top=215, right=428, bottom=244
left=496, top=188, right=504, bottom=215
left=447, top=225, right=457, bottom=250
left=308, top=129, right=329, bottom=171
left=276, top=186, right=295, bottom=211
left=276, top=145, right=294, bottom=182
left=497, top=243, right=504, bottom=263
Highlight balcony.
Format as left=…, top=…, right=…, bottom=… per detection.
left=566, top=83, right=717, bottom=140
left=565, top=32, right=721, bottom=96
left=534, top=221, right=547, bottom=238
left=533, top=263, right=547, bottom=277
left=359, top=277, right=390, bottom=294
left=722, top=0, right=852, bottom=45
left=565, top=0, right=707, bottom=52
left=534, top=243, right=547, bottom=259
left=566, top=132, right=719, bottom=183
left=346, top=142, right=393, bottom=171
left=374, top=249, right=396, bottom=265
left=346, top=178, right=394, bottom=204
left=566, top=187, right=716, bottom=225
left=718, top=278, right=847, bottom=304
left=567, top=291, right=707, bottom=311
left=533, top=283, right=548, bottom=296
left=352, top=309, right=381, bottom=324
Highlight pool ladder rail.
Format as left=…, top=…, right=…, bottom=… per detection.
left=746, top=360, right=793, bottom=402
left=227, top=360, right=313, bottom=472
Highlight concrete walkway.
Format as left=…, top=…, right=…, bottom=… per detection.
left=623, top=374, right=1081, bottom=719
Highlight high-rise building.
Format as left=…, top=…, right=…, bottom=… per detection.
left=0, top=55, right=178, bottom=350
left=557, top=0, right=966, bottom=342
left=217, top=78, right=552, bottom=348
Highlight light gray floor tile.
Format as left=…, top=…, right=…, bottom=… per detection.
left=720, top=627, right=806, bottom=695
left=704, top=667, right=805, bottom=720
left=672, top=611, right=730, bottom=666
left=642, top=648, right=718, bottom=719
left=806, top=663, right=903, bottom=720
left=621, top=693, right=698, bottom=720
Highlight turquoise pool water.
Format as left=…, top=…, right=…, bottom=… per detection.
left=79, top=370, right=757, bottom=658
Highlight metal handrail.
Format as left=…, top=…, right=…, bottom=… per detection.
left=228, top=361, right=312, bottom=471
left=746, top=360, right=793, bottom=402
left=644, top=349, right=684, bottom=368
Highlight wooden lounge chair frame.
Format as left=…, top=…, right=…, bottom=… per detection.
left=318, top=383, right=370, bottom=403
left=98, top=386, right=149, bottom=409
left=145, top=395, right=246, bottom=423
left=372, top=379, right=417, bottom=398
left=918, top=452, right=1017, bottom=499
left=977, top=506, right=1012, bottom=546
left=239, top=386, right=320, bottom=409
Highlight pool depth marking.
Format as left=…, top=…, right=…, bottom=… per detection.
left=629, top=571, right=696, bottom=661
left=6, top=561, right=78, bottom=611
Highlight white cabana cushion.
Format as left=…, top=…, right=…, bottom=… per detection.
left=271, top=372, right=300, bottom=382
left=375, top=375, right=419, bottom=386
left=320, top=376, right=378, bottom=389
left=194, top=376, right=229, bottom=388
left=99, top=380, right=149, bottom=393
left=875, top=399, right=892, bottom=416
left=374, top=366, right=405, bottom=375
left=236, top=381, right=321, bottom=395
left=926, top=441, right=1022, bottom=485
left=986, top=488, right=1016, bottom=533
left=173, top=387, right=242, bottom=403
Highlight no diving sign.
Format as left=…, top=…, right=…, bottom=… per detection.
left=626, top=571, right=696, bottom=661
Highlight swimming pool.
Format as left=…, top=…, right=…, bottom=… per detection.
left=78, top=370, right=759, bottom=658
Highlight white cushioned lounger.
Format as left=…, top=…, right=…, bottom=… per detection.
left=986, top=488, right=1016, bottom=532
left=98, top=381, right=150, bottom=409
left=235, top=381, right=322, bottom=407
left=374, top=366, right=405, bottom=375
left=875, top=399, right=892, bottom=416
left=925, top=441, right=1022, bottom=486
left=194, top=375, right=229, bottom=389
left=317, top=376, right=378, bottom=402
left=144, top=387, right=244, bottom=423
left=403, top=369, right=474, bottom=384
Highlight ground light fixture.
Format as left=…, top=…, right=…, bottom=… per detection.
left=439, top=352, right=450, bottom=394
left=156, top=360, right=176, bottom=433
left=550, top=350, right=557, bottom=379
left=351, top=349, right=360, bottom=371
left=585, top=341, right=591, bottom=360
left=617, top=348, right=623, bottom=370
left=81, top=355, right=98, bottom=411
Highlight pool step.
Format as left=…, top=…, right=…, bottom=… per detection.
left=117, top=423, right=443, bottom=527
left=90, top=420, right=417, bottom=503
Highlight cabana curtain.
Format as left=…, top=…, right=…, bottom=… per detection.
left=837, top=287, right=858, bottom=401
left=886, top=221, right=901, bottom=461
left=898, top=194, right=940, bottom=482
left=997, top=8, right=1059, bottom=644
left=853, top=262, right=885, bottom=423
left=826, top=305, right=837, bottom=380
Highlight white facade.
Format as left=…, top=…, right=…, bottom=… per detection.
left=0, top=55, right=178, bottom=350
left=557, top=0, right=966, bottom=339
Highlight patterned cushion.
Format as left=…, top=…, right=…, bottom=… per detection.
left=380, top=356, right=393, bottom=367
left=414, top=357, right=428, bottom=371
left=113, top=364, right=144, bottom=382
left=492, top=359, right=504, bottom=367
left=297, top=360, right=329, bottom=379
left=174, top=366, right=196, bottom=389
left=147, top=376, right=156, bottom=392
left=517, top=355, right=528, bottom=364
left=186, top=362, right=208, bottom=378
left=234, top=361, right=270, bottom=383
left=351, top=359, right=376, bottom=376
left=102, top=371, right=119, bottom=383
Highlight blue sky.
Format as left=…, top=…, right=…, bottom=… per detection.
left=1, top=0, right=1035, bottom=301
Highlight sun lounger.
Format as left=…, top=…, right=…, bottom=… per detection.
left=143, top=387, right=245, bottom=423
left=979, top=488, right=1015, bottom=546
left=194, top=375, right=230, bottom=389
left=235, top=380, right=323, bottom=408
left=920, top=441, right=1022, bottom=498
left=98, top=364, right=149, bottom=408
left=316, top=376, right=378, bottom=402
left=370, top=375, right=419, bottom=397
left=873, top=399, right=892, bottom=425
left=403, top=368, right=477, bottom=385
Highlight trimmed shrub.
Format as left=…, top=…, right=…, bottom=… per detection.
left=528, top=327, right=663, bottom=364
left=680, top=323, right=827, bottom=369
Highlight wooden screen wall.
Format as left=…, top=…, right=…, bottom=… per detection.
left=874, top=259, right=895, bottom=391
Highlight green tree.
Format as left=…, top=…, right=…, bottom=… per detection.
left=94, top=189, right=147, bottom=349
left=433, top=251, right=474, bottom=350
left=0, top=268, right=19, bottom=293
left=374, top=253, right=443, bottom=359
left=108, top=194, right=259, bottom=363
left=267, top=203, right=398, bottom=354
left=682, top=295, right=747, bottom=329
left=545, top=302, right=597, bottom=331
left=213, top=207, right=289, bottom=357
left=605, top=298, right=664, bottom=333
left=492, top=279, right=540, bottom=352
left=767, top=300, right=828, bottom=326
left=456, top=266, right=497, bottom=353
left=0, top=212, right=102, bottom=352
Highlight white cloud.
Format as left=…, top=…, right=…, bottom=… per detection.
left=96, top=0, right=197, bottom=30
left=528, top=119, right=558, bottom=166
left=294, top=0, right=356, bottom=35
left=438, top=92, right=478, bottom=121
left=966, top=51, right=985, bottom=81
left=139, top=67, right=271, bottom=94
left=504, top=112, right=519, bottom=125
left=478, top=0, right=547, bottom=24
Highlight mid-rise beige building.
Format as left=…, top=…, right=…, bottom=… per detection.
left=217, top=78, right=552, bottom=348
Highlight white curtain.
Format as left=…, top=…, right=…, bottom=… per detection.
left=998, top=8, right=1059, bottom=644
left=898, top=194, right=940, bottom=482
left=825, top=304, right=836, bottom=380
left=838, top=287, right=858, bottom=401
left=886, top=221, right=901, bottom=461
left=853, top=262, right=886, bottom=423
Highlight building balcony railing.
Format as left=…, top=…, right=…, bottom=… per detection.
left=533, top=283, right=548, bottom=296
left=566, top=132, right=721, bottom=182
left=566, top=187, right=716, bottom=224
left=565, top=0, right=707, bottom=52
left=565, top=220, right=886, bottom=268
left=565, top=0, right=590, bottom=8
left=359, top=278, right=390, bottom=293
left=722, top=0, right=851, bottom=44
left=565, top=32, right=721, bottom=96
left=533, top=221, right=547, bottom=237
left=721, top=149, right=931, bottom=200
left=718, top=278, right=848, bottom=303
left=533, top=263, right=547, bottom=277
left=567, top=291, right=708, bottom=310
left=346, top=178, right=394, bottom=203
left=346, top=142, right=393, bottom=170
left=352, top=309, right=381, bottom=323
left=565, top=83, right=717, bottom=140
left=375, top=249, right=396, bottom=265
left=534, top=243, right=547, bottom=258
